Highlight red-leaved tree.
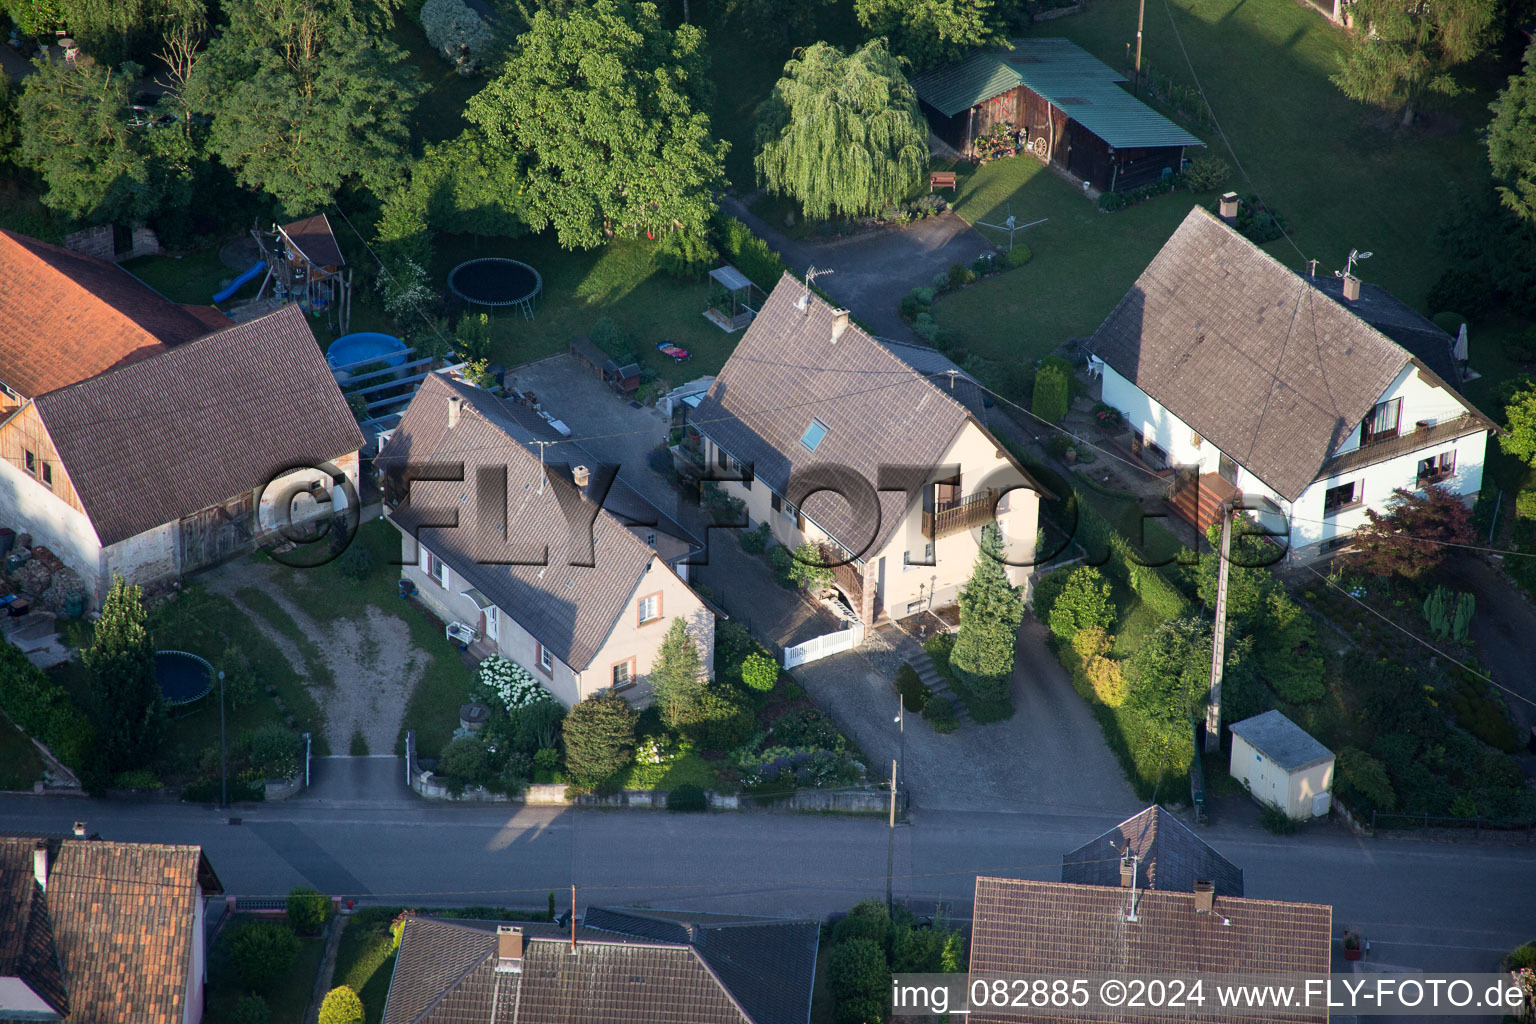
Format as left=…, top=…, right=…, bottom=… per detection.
left=1343, top=485, right=1474, bottom=579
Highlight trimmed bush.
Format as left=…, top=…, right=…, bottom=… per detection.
left=922, top=695, right=958, bottom=733
left=1183, top=154, right=1231, bottom=191
left=334, top=544, right=374, bottom=582
left=1032, top=361, right=1070, bottom=425
left=931, top=270, right=950, bottom=291
left=667, top=783, right=708, bottom=812
left=286, top=887, right=331, bottom=936
left=831, top=900, right=890, bottom=946
left=1004, top=244, right=1032, bottom=268
left=562, top=691, right=638, bottom=790
left=1428, top=269, right=1494, bottom=319
left=229, top=995, right=271, bottom=1024
left=740, top=652, right=779, bottom=692
left=229, top=922, right=300, bottom=993
left=896, top=663, right=931, bottom=711
left=713, top=214, right=788, bottom=292
left=913, top=286, right=936, bottom=305
left=740, top=521, right=771, bottom=554
left=899, top=293, right=921, bottom=320
left=948, top=262, right=974, bottom=286
left=318, top=986, right=365, bottom=1024
left=239, top=726, right=302, bottom=782
left=1045, top=566, right=1114, bottom=642
left=828, top=937, right=890, bottom=1024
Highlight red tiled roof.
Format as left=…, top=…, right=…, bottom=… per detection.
left=0, top=230, right=216, bottom=397
left=46, top=841, right=216, bottom=1024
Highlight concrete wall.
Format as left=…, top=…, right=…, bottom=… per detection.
left=101, top=523, right=179, bottom=603
left=1230, top=733, right=1334, bottom=820
left=255, top=451, right=361, bottom=535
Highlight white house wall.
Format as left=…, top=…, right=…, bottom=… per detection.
left=101, top=524, right=179, bottom=601
left=1101, top=365, right=1220, bottom=474
left=1330, top=364, right=1472, bottom=457
left=183, top=885, right=206, bottom=1024
left=255, top=451, right=361, bottom=535
left=0, top=456, right=106, bottom=598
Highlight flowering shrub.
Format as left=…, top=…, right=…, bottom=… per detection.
left=635, top=736, right=671, bottom=766
left=733, top=745, right=862, bottom=789
left=477, top=655, right=555, bottom=711
left=420, top=0, right=493, bottom=68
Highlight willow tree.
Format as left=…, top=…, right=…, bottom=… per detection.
left=755, top=40, right=927, bottom=222
left=1330, top=0, right=1499, bottom=126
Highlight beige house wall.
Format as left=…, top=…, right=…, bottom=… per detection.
left=1230, top=733, right=1334, bottom=820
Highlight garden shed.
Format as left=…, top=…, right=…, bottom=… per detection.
left=1229, top=710, right=1335, bottom=820
left=910, top=38, right=1204, bottom=193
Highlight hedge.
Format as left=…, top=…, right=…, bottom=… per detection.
left=1074, top=498, right=1194, bottom=620
left=0, top=640, right=94, bottom=771
left=713, top=214, right=788, bottom=292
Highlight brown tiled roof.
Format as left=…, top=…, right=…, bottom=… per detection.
left=969, top=876, right=1331, bottom=1024
left=1061, top=806, right=1244, bottom=897
left=0, top=230, right=219, bottom=397
left=279, top=213, right=346, bottom=268
left=0, top=837, right=68, bottom=1020
left=34, top=303, right=364, bottom=546
left=690, top=274, right=1042, bottom=557
left=45, top=841, right=217, bottom=1024
left=1089, top=207, right=1489, bottom=502
left=383, top=918, right=754, bottom=1024
left=381, top=375, right=665, bottom=671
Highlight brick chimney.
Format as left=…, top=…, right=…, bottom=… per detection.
left=1194, top=880, right=1215, bottom=914
left=831, top=310, right=850, bottom=344
left=1218, top=192, right=1239, bottom=224
left=32, top=841, right=47, bottom=892
left=496, top=925, right=524, bottom=973
left=572, top=465, right=590, bottom=488
left=72, top=821, right=87, bottom=837
left=1119, top=854, right=1136, bottom=888
left=447, top=395, right=462, bottom=428
left=1341, top=274, right=1361, bottom=301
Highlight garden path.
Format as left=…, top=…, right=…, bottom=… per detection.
left=201, top=560, right=427, bottom=756
left=1438, top=554, right=1536, bottom=753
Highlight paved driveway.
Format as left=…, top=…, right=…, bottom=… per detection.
left=722, top=195, right=994, bottom=340
left=794, top=617, right=1143, bottom=817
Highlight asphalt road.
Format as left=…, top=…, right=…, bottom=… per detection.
left=2, top=758, right=1528, bottom=976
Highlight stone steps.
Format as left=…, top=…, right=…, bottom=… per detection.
left=889, top=630, right=972, bottom=724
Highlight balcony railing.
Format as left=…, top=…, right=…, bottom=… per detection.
left=922, top=488, right=999, bottom=541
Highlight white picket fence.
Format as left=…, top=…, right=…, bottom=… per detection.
left=783, top=623, right=864, bottom=669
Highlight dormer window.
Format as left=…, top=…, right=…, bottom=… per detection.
left=800, top=419, right=828, bottom=452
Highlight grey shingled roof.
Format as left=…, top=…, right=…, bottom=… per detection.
left=583, top=907, right=819, bottom=1024
left=1229, top=710, right=1333, bottom=773
left=969, top=877, right=1332, bottom=1024
left=879, top=338, right=992, bottom=419
left=910, top=38, right=1203, bottom=149
left=34, top=303, right=364, bottom=546
left=381, top=375, right=672, bottom=671
left=383, top=917, right=754, bottom=1024
left=1309, top=276, right=1461, bottom=384
left=1089, top=207, right=1492, bottom=502
left=690, top=274, right=1042, bottom=558
left=1061, top=806, right=1244, bottom=898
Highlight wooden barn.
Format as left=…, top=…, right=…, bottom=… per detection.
left=911, top=38, right=1204, bottom=193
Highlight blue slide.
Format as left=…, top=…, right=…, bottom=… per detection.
left=213, top=260, right=266, bottom=304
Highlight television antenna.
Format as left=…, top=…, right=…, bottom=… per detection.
left=800, top=266, right=833, bottom=308
left=976, top=203, right=1048, bottom=251
left=1334, top=248, right=1372, bottom=279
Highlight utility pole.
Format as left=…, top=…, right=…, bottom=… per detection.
left=1134, top=0, right=1147, bottom=95
left=1205, top=505, right=1232, bottom=754
left=886, top=759, right=898, bottom=917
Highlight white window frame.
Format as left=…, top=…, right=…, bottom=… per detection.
left=538, top=643, right=554, bottom=673
left=637, top=594, right=660, bottom=624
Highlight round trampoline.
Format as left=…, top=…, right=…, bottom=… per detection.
left=156, top=650, right=214, bottom=706
left=448, top=258, right=543, bottom=320
left=327, top=332, right=407, bottom=382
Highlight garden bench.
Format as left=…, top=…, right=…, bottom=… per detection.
left=929, top=171, right=957, bottom=192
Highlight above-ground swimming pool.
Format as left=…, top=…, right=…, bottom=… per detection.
left=448, top=258, right=543, bottom=319
left=327, top=332, right=408, bottom=381
left=156, top=650, right=214, bottom=706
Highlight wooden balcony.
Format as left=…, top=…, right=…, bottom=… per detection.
left=822, top=544, right=864, bottom=610
left=921, top=488, right=998, bottom=541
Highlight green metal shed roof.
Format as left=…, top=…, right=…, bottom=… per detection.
left=911, top=37, right=1204, bottom=150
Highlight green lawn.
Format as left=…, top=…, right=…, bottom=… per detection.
left=122, top=248, right=254, bottom=306
left=432, top=232, right=736, bottom=381
left=265, top=518, right=475, bottom=757
left=334, top=909, right=402, bottom=1024
left=207, top=917, right=326, bottom=1024
left=0, top=717, right=45, bottom=790
left=617, top=748, right=719, bottom=791
left=932, top=0, right=1509, bottom=400
left=236, top=588, right=338, bottom=691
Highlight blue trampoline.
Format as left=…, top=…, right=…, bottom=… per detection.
left=156, top=650, right=214, bottom=706
left=327, top=332, right=407, bottom=381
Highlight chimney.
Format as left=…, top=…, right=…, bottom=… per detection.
left=1341, top=274, right=1361, bottom=301
left=495, top=925, right=524, bottom=973
left=830, top=310, right=850, bottom=344
left=572, top=465, right=590, bottom=488
left=1218, top=192, right=1239, bottom=224
left=32, top=841, right=47, bottom=892
left=1119, top=854, right=1136, bottom=888
left=1194, top=880, right=1215, bottom=915
left=72, top=821, right=87, bottom=838
left=447, top=395, right=462, bottom=428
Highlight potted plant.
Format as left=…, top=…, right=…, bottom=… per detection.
left=1342, top=931, right=1363, bottom=961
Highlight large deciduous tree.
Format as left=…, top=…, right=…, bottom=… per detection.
left=1498, top=382, right=1536, bottom=466
left=853, top=0, right=1008, bottom=74
left=754, top=40, right=927, bottom=221
left=950, top=523, right=1023, bottom=703
left=465, top=0, right=725, bottom=250
left=185, top=0, right=421, bottom=215
left=1330, top=0, right=1499, bottom=126
left=1488, top=42, right=1536, bottom=225
left=1343, top=484, right=1475, bottom=579
left=3, top=0, right=209, bottom=64
left=83, top=575, right=164, bottom=773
